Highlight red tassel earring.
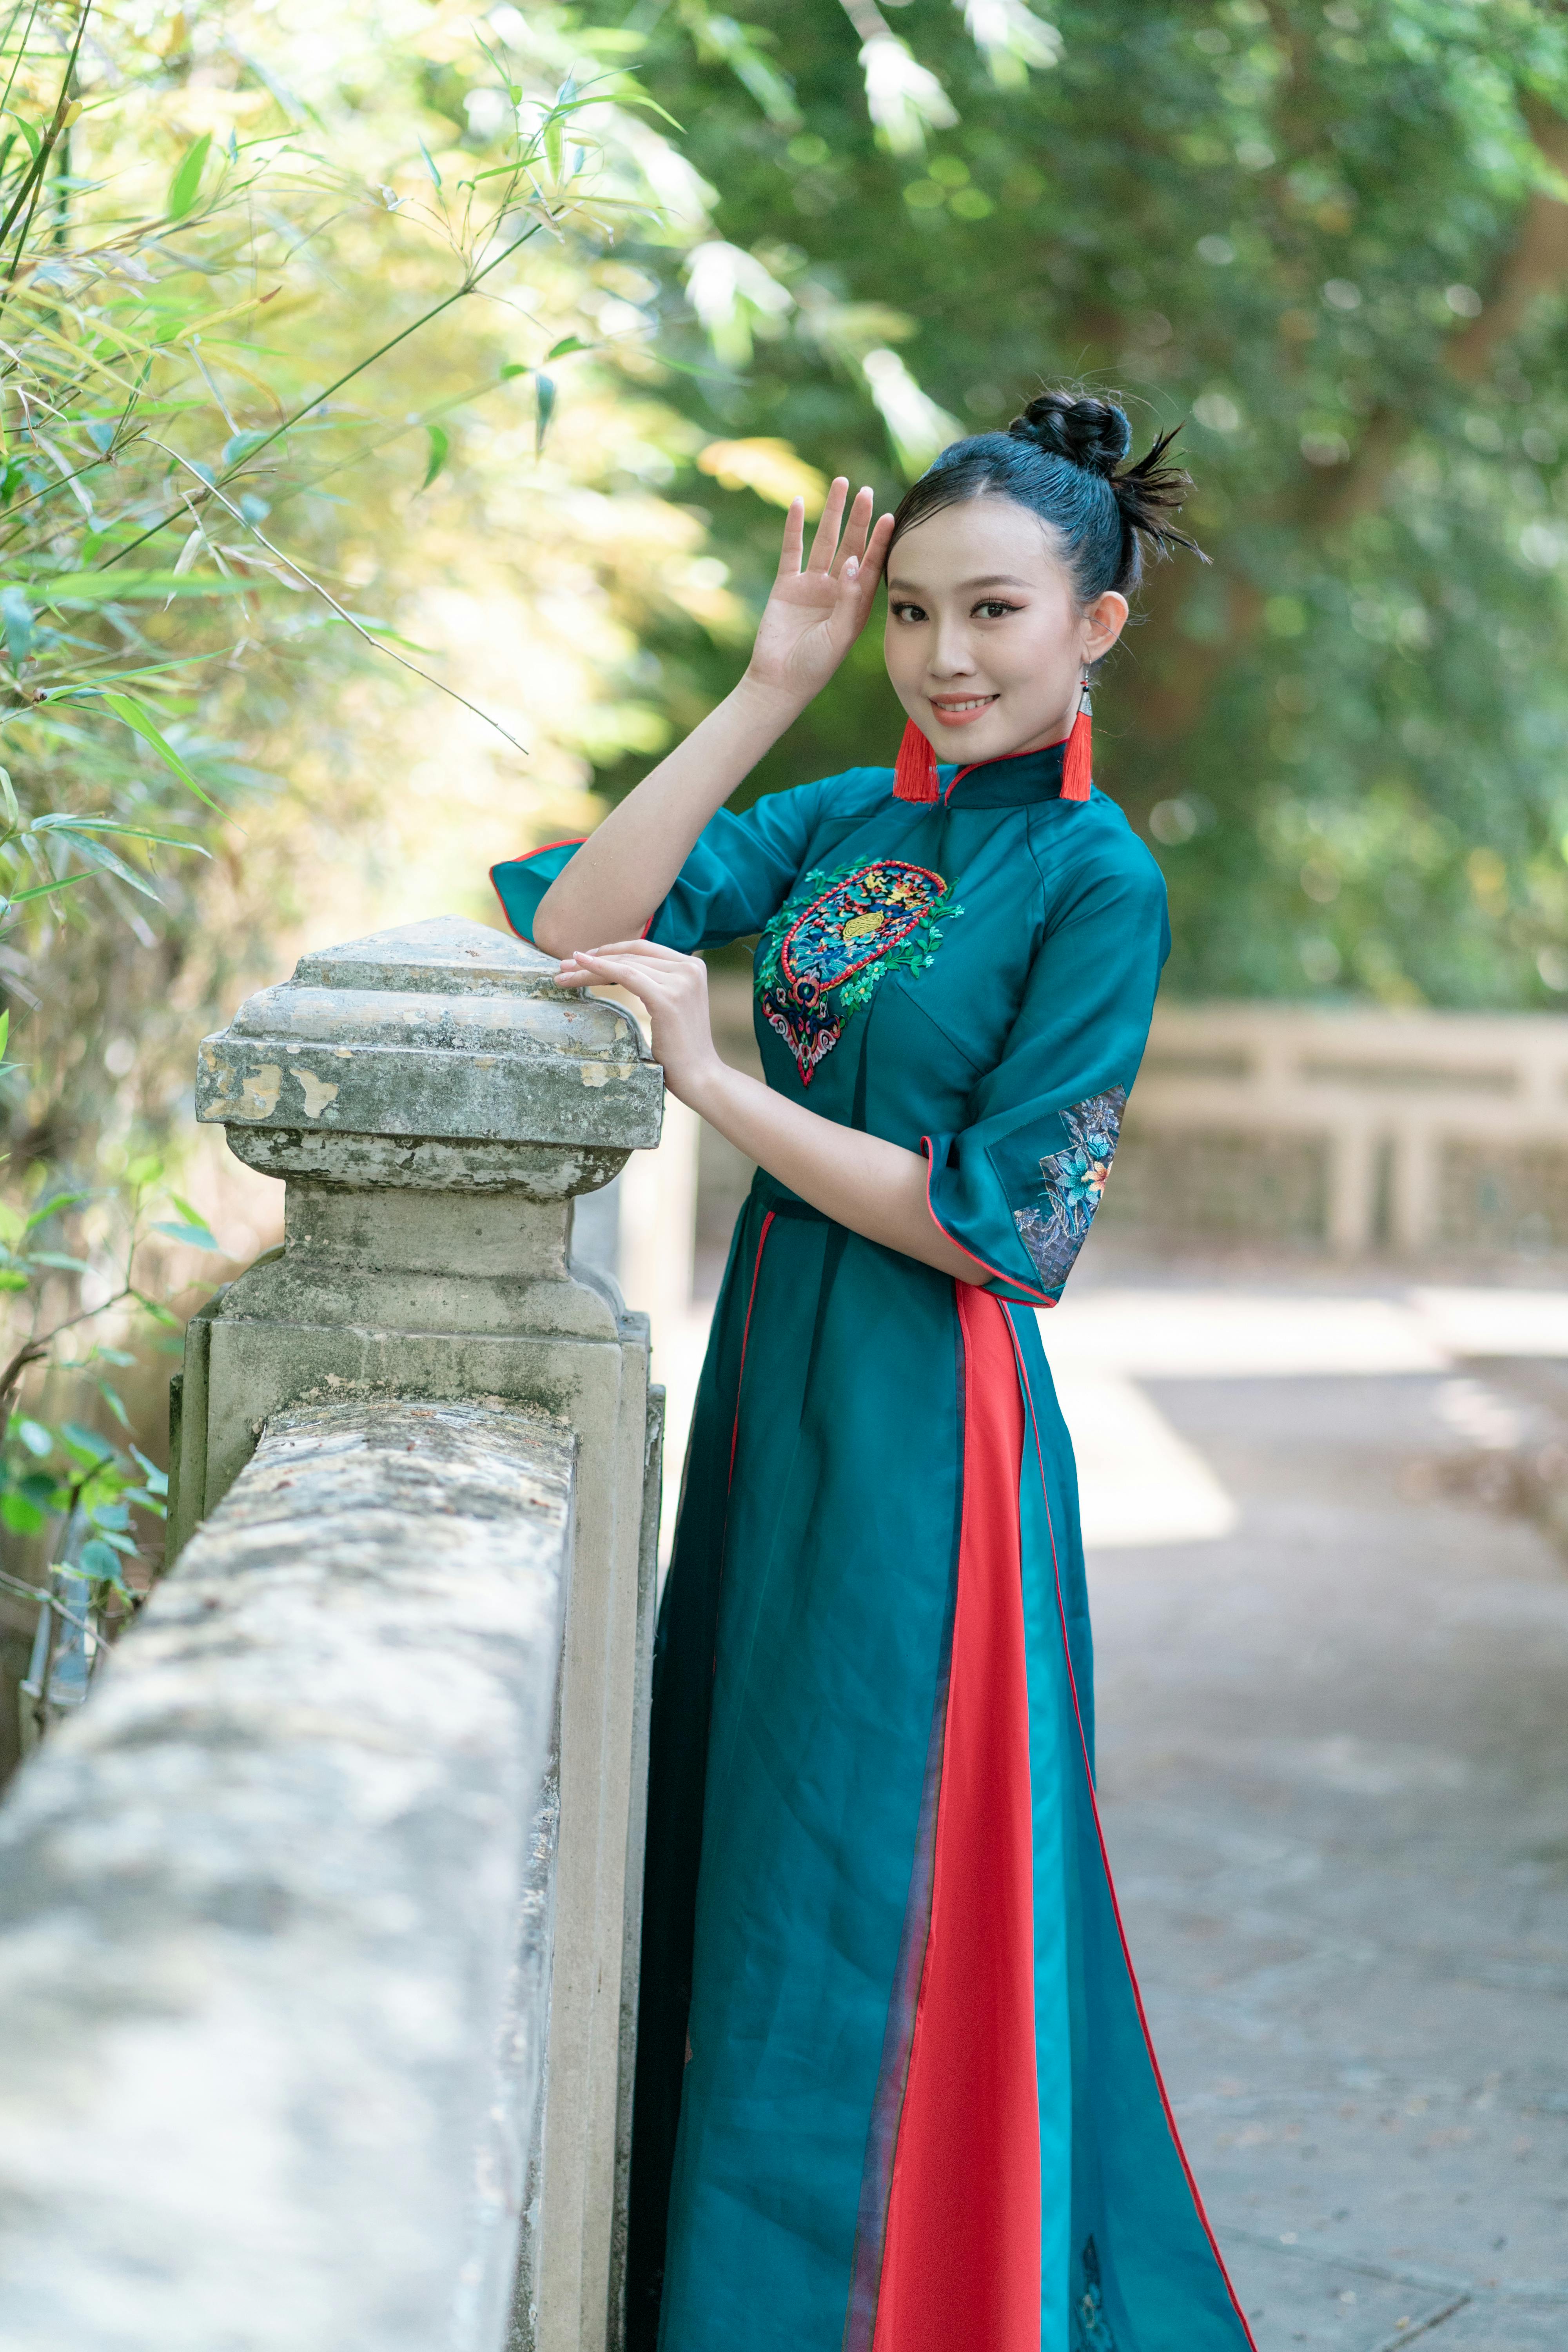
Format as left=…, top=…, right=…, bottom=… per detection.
left=893, top=717, right=940, bottom=803
left=1061, top=679, right=1093, bottom=802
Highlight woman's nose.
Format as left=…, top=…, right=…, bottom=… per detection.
left=929, top=619, right=976, bottom=678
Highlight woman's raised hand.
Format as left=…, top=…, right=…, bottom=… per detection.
left=744, top=479, right=895, bottom=710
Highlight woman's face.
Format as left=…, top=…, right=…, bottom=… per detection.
left=882, top=494, right=1129, bottom=766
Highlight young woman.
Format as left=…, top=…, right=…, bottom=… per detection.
left=491, top=392, right=1256, bottom=2352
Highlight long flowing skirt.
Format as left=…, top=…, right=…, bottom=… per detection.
left=626, top=1181, right=1256, bottom=2352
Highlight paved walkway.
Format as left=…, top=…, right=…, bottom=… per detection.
left=650, top=1267, right=1568, bottom=2343
left=1071, top=1278, right=1568, bottom=2350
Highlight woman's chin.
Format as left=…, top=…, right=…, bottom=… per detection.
left=929, top=715, right=1036, bottom=764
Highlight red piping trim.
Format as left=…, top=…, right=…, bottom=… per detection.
left=727, top=1210, right=775, bottom=1490
left=1002, top=1307, right=1260, bottom=2351
left=918, top=1136, right=1054, bottom=1308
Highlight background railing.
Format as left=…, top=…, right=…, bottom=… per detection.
left=663, top=983, right=1568, bottom=1280
left=1112, top=1000, right=1568, bottom=1258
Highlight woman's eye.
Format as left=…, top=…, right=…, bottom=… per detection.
left=975, top=600, right=1020, bottom=619
left=891, top=601, right=927, bottom=623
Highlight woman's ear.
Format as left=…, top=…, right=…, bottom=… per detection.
left=1082, top=590, right=1130, bottom=664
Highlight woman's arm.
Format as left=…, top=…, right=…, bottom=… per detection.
left=532, top=481, right=893, bottom=958
left=553, top=938, right=984, bottom=1285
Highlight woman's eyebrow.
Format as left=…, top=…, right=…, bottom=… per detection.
left=886, top=572, right=1033, bottom=592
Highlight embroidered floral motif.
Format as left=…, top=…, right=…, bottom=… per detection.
left=1013, top=1087, right=1126, bottom=1292
left=1072, top=2236, right=1118, bottom=2349
left=755, top=858, right=962, bottom=1084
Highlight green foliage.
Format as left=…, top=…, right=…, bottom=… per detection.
left=0, top=1154, right=186, bottom=1689
left=0, top=0, right=728, bottom=1717
left=0, top=0, right=729, bottom=1191
left=575, top=0, right=1568, bottom=1008
left=0, top=7, right=649, bottom=982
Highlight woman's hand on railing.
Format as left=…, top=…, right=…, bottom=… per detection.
left=554, top=940, right=726, bottom=1108
left=555, top=938, right=981, bottom=1283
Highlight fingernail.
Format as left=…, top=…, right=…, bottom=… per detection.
left=844, top=557, right=859, bottom=579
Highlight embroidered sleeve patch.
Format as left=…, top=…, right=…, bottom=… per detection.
left=1012, top=1087, right=1126, bottom=1293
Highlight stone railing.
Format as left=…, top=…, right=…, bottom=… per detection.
left=0, top=918, right=666, bottom=2352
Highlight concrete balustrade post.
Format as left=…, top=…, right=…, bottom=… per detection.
left=169, top=915, right=667, bottom=2352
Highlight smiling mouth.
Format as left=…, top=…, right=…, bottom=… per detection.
left=927, top=693, right=999, bottom=723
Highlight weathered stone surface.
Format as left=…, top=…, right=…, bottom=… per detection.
left=195, top=916, right=664, bottom=1166
left=163, top=911, right=663, bottom=2352
left=224, top=1128, right=631, bottom=1198
left=0, top=1399, right=572, bottom=2352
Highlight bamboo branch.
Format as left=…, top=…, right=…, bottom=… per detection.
left=102, top=215, right=548, bottom=573
left=145, top=438, right=530, bottom=755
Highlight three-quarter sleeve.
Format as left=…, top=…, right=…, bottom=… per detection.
left=490, top=779, right=830, bottom=954
left=922, top=844, right=1169, bottom=1307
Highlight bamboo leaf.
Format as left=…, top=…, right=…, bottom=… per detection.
left=2, top=112, right=40, bottom=165
left=0, top=583, right=32, bottom=663
left=96, top=1381, right=132, bottom=1432
left=33, top=816, right=209, bottom=853
left=20, top=571, right=260, bottom=607
left=61, top=1422, right=114, bottom=1463
left=78, top=1536, right=126, bottom=1582
left=5, top=871, right=91, bottom=907
left=99, top=692, right=223, bottom=812
left=151, top=1218, right=219, bottom=1250
left=535, top=372, right=555, bottom=457
left=131, top=1292, right=181, bottom=1330
left=25, top=1191, right=91, bottom=1229
left=167, top=132, right=211, bottom=221
left=419, top=422, right=448, bottom=490
left=63, top=833, right=162, bottom=900
left=130, top=1446, right=169, bottom=1498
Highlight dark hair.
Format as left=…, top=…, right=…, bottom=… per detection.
left=887, top=388, right=1201, bottom=603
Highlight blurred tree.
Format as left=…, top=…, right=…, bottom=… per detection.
left=577, top=0, right=1568, bottom=1011
left=6, top=0, right=737, bottom=1179
left=0, top=0, right=744, bottom=1708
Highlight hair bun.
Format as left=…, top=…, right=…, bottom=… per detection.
left=1009, top=391, right=1133, bottom=478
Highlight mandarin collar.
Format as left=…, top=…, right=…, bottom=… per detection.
left=937, top=740, right=1067, bottom=808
